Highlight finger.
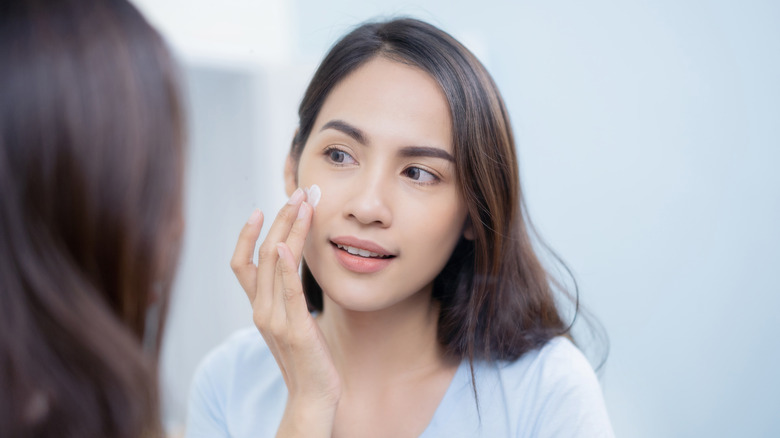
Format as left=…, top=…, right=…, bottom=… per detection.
left=270, top=201, right=310, bottom=320
left=276, top=242, right=311, bottom=329
left=230, top=209, right=264, bottom=301
left=260, top=188, right=306, bottom=253
left=271, top=244, right=288, bottom=333
left=285, top=201, right=313, bottom=264
left=255, top=188, right=306, bottom=303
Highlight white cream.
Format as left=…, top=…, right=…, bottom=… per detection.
left=304, top=184, right=321, bottom=208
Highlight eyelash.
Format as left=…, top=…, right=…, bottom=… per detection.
left=403, top=166, right=440, bottom=185
left=323, top=146, right=356, bottom=166
left=322, top=146, right=441, bottom=186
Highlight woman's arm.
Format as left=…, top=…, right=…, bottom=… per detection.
left=230, top=188, right=340, bottom=438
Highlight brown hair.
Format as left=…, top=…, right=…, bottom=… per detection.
left=292, top=18, right=603, bottom=368
left=0, top=0, right=184, bottom=436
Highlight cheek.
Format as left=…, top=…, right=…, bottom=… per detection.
left=404, top=200, right=466, bottom=250
left=304, top=180, right=334, bottom=219
left=302, top=181, right=338, bottom=250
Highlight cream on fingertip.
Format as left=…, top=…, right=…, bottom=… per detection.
left=304, top=184, right=321, bottom=208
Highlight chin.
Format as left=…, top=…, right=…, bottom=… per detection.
left=318, top=277, right=436, bottom=315
left=321, top=287, right=398, bottom=313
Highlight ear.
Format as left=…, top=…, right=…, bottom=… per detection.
left=284, top=154, right=298, bottom=197
left=463, top=216, right=475, bottom=240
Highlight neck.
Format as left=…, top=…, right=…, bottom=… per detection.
left=317, top=288, right=448, bottom=390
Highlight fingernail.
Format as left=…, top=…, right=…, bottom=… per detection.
left=297, top=202, right=309, bottom=219
left=248, top=209, right=261, bottom=224
left=276, top=243, right=285, bottom=258
left=288, top=188, right=304, bottom=205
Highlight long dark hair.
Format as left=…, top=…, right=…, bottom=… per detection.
left=292, top=18, right=603, bottom=368
left=0, top=0, right=184, bottom=436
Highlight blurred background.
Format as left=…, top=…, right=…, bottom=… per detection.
left=128, top=0, right=780, bottom=436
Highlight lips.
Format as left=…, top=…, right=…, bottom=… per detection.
left=334, top=243, right=393, bottom=258
left=330, top=236, right=396, bottom=273
left=330, top=236, right=395, bottom=257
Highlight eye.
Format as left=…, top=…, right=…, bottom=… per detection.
left=403, top=167, right=438, bottom=184
left=324, top=147, right=356, bottom=165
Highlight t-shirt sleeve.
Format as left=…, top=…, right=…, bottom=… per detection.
left=528, top=339, right=615, bottom=438
left=184, top=348, right=231, bottom=438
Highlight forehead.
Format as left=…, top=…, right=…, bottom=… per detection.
left=311, top=57, right=453, bottom=152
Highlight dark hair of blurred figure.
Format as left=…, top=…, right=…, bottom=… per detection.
left=0, top=0, right=185, bottom=436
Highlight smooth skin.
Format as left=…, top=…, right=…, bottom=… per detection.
left=232, top=58, right=471, bottom=437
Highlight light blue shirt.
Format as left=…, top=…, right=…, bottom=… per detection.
left=185, top=327, right=614, bottom=437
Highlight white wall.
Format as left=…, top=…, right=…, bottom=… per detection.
left=133, top=0, right=780, bottom=436
left=131, top=0, right=294, bottom=66
left=158, top=61, right=312, bottom=430
left=127, top=1, right=314, bottom=432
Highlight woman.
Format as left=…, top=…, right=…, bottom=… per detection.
left=188, top=18, right=612, bottom=437
left=0, top=0, right=185, bottom=436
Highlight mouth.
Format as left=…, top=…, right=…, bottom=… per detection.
left=333, top=243, right=395, bottom=259
left=329, top=237, right=396, bottom=273
left=330, top=236, right=396, bottom=257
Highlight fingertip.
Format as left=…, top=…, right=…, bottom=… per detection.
left=287, top=188, right=305, bottom=206
left=248, top=208, right=262, bottom=225
left=297, top=201, right=311, bottom=220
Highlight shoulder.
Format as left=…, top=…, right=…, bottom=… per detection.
left=186, top=327, right=286, bottom=438
left=503, top=337, right=599, bottom=391
left=427, top=337, right=613, bottom=437
left=495, top=337, right=614, bottom=437
left=194, top=326, right=273, bottom=377
left=190, top=326, right=283, bottom=400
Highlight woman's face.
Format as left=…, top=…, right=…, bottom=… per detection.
left=290, top=57, right=468, bottom=312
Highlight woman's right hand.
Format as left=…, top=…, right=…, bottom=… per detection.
left=230, top=188, right=340, bottom=437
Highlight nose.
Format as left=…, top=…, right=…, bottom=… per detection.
left=343, top=170, right=393, bottom=227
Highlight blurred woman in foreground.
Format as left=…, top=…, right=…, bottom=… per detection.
left=0, top=0, right=185, bottom=436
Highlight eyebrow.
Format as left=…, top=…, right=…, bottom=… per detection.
left=399, top=146, right=455, bottom=162
left=320, top=120, right=368, bottom=145
left=320, top=119, right=455, bottom=162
